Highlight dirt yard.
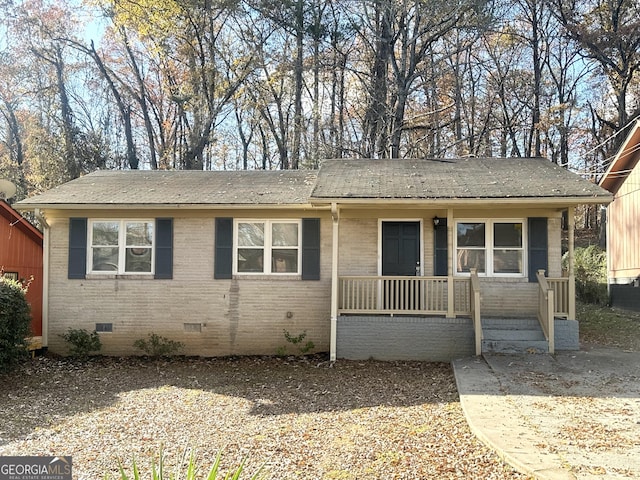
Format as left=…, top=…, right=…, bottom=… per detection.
left=0, top=355, right=527, bottom=479
left=4, top=303, right=637, bottom=479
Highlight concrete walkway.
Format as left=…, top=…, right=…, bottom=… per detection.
left=452, top=348, right=640, bottom=479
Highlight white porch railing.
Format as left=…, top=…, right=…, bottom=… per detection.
left=536, top=269, right=555, bottom=354
left=547, top=277, right=570, bottom=318
left=338, top=276, right=472, bottom=316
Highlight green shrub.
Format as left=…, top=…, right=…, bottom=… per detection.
left=60, top=328, right=102, bottom=357
left=0, top=276, right=32, bottom=372
left=133, top=333, right=184, bottom=357
left=110, top=447, right=265, bottom=480
left=562, top=245, right=608, bottom=305
left=277, top=330, right=315, bottom=356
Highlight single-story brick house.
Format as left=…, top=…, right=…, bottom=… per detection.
left=599, top=119, right=640, bottom=311
left=15, top=158, right=611, bottom=361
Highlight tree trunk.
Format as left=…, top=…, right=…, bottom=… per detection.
left=53, top=47, right=79, bottom=179
left=291, top=0, right=304, bottom=169
left=121, top=30, right=156, bottom=169
left=1, top=96, right=24, bottom=166
left=529, top=0, right=543, bottom=157
left=87, top=41, right=138, bottom=170
left=362, top=0, right=391, bottom=158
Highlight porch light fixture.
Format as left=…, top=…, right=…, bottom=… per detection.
left=433, top=216, right=440, bottom=226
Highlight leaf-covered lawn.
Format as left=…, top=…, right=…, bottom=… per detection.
left=0, top=356, right=527, bottom=480
left=577, top=302, right=640, bottom=351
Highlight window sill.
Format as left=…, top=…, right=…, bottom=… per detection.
left=86, top=273, right=155, bottom=280
left=233, top=274, right=302, bottom=281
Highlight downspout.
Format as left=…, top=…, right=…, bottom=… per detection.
left=35, top=209, right=49, bottom=349
left=330, top=203, right=340, bottom=362
left=603, top=205, right=611, bottom=298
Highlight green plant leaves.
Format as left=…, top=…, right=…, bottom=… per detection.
left=0, top=276, right=32, bottom=372
left=133, top=333, right=184, bottom=357
left=109, top=447, right=265, bottom=480
left=59, top=328, right=102, bottom=357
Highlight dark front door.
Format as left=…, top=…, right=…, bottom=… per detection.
left=382, top=222, right=421, bottom=310
left=382, top=221, right=421, bottom=275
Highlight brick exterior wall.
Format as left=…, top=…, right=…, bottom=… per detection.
left=338, top=218, right=378, bottom=275
left=46, top=213, right=332, bottom=356
left=547, top=216, right=563, bottom=277
left=476, top=279, right=538, bottom=316
left=554, top=319, right=579, bottom=350
left=44, top=208, right=566, bottom=359
left=337, top=315, right=475, bottom=361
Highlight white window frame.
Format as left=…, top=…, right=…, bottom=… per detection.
left=88, top=219, right=155, bottom=275
left=455, top=219, right=526, bottom=277
left=233, top=219, right=302, bottom=275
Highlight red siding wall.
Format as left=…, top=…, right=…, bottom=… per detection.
left=0, top=201, right=43, bottom=336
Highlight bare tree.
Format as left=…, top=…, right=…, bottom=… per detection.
left=553, top=0, right=640, bottom=156
left=356, top=0, right=487, bottom=158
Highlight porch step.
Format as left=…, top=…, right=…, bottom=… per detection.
left=481, top=319, right=549, bottom=354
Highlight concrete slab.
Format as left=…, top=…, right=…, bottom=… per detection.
left=453, top=347, right=640, bottom=479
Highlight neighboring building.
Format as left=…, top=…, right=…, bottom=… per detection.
left=15, top=158, right=611, bottom=361
left=0, top=199, right=44, bottom=345
left=599, top=120, right=640, bottom=312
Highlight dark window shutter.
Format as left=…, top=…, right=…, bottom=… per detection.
left=528, top=217, right=548, bottom=282
left=215, top=218, right=233, bottom=279
left=68, top=218, right=87, bottom=279
left=434, top=219, right=448, bottom=276
left=302, top=218, right=321, bottom=280
left=155, top=218, right=173, bottom=279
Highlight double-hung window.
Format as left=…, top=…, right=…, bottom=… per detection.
left=456, top=220, right=525, bottom=276
left=89, top=220, right=154, bottom=274
left=235, top=220, right=301, bottom=274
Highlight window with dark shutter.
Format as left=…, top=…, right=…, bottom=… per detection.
left=68, top=218, right=87, bottom=279
left=215, top=217, right=233, bottom=279
left=528, top=217, right=548, bottom=282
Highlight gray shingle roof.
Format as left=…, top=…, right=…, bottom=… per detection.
left=311, top=158, right=610, bottom=200
left=17, top=170, right=318, bottom=206
left=16, top=158, right=611, bottom=209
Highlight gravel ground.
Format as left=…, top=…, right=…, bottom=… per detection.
left=0, top=355, right=528, bottom=479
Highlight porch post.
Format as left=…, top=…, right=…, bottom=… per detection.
left=330, top=203, right=340, bottom=361
left=567, top=206, right=576, bottom=320
left=447, top=208, right=455, bottom=318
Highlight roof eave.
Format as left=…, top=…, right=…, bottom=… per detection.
left=599, top=119, right=640, bottom=193
left=0, top=200, right=44, bottom=244
left=15, top=195, right=612, bottom=212
left=14, top=202, right=324, bottom=212
left=310, top=195, right=612, bottom=207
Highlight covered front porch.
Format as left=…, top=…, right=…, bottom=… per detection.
left=328, top=205, right=579, bottom=361
left=334, top=271, right=573, bottom=360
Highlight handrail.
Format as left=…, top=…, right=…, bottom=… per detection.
left=469, top=268, right=482, bottom=356
left=536, top=269, right=555, bottom=354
